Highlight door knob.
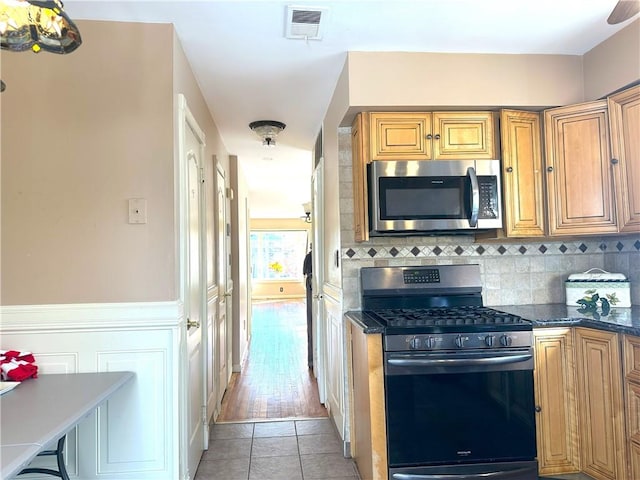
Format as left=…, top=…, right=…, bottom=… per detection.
left=187, top=318, right=200, bottom=329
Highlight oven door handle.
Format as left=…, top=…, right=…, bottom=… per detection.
left=386, top=352, right=532, bottom=367
left=392, top=467, right=533, bottom=479
left=467, top=166, right=479, bottom=228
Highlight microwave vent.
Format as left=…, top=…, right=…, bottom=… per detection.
left=285, top=6, right=327, bottom=40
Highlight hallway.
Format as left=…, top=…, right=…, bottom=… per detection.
left=194, top=300, right=359, bottom=479
left=217, top=299, right=328, bottom=421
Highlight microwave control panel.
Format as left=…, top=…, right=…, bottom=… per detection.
left=478, top=177, right=499, bottom=219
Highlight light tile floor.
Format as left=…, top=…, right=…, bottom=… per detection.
left=195, top=418, right=361, bottom=480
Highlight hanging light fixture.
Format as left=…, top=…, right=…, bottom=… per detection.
left=249, top=120, right=286, bottom=147
left=0, top=0, right=82, bottom=54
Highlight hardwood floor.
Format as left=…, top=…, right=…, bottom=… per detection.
left=216, top=299, right=328, bottom=422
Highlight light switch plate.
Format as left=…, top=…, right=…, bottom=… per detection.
left=128, top=198, right=147, bottom=224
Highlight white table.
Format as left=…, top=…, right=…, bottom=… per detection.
left=0, top=372, right=134, bottom=479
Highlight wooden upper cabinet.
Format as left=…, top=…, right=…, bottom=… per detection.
left=500, top=110, right=546, bottom=237
left=352, top=113, right=370, bottom=242
left=370, top=112, right=432, bottom=161
left=544, top=100, right=619, bottom=236
left=432, top=112, right=497, bottom=159
left=608, top=85, right=640, bottom=233
left=369, top=111, right=497, bottom=161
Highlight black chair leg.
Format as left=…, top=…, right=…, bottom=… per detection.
left=18, top=436, right=70, bottom=480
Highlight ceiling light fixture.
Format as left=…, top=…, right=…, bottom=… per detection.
left=0, top=0, right=82, bottom=54
left=249, top=120, right=286, bottom=147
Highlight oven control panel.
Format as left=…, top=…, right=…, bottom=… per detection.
left=403, top=268, right=440, bottom=284
left=385, top=331, right=533, bottom=352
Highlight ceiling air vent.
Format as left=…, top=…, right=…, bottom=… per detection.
left=285, top=6, right=328, bottom=40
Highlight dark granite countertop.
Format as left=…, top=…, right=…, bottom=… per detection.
left=346, top=304, right=640, bottom=337
left=493, top=304, right=640, bottom=337
left=345, top=311, right=385, bottom=334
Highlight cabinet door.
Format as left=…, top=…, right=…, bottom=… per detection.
left=352, top=113, right=370, bottom=242
left=608, top=85, right=640, bottom=233
left=325, top=295, right=345, bottom=439
left=500, top=110, right=546, bottom=237
left=533, top=329, right=579, bottom=475
left=433, top=112, right=496, bottom=160
left=574, top=328, right=626, bottom=480
left=544, top=101, right=618, bottom=236
left=370, top=112, right=432, bottom=160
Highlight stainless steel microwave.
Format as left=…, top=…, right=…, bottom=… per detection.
left=368, top=159, right=503, bottom=235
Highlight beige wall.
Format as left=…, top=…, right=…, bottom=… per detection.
left=344, top=51, right=585, bottom=118
left=583, top=19, right=640, bottom=100
left=1, top=20, right=231, bottom=305
left=1, top=20, right=175, bottom=305
left=172, top=30, right=231, bottom=291
left=322, top=63, right=351, bottom=290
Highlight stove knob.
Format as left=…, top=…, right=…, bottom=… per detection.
left=455, top=335, right=466, bottom=348
left=425, top=336, right=436, bottom=349
left=409, top=337, right=422, bottom=350
left=484, top=335, right=495, bottom=347
left=500, top=335, right=513, bottom=347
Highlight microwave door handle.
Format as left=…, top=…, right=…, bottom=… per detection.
left=467, top=166, right=479, bottom=227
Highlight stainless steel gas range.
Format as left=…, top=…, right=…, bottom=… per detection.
left=360, top=264, right=538, bottom=480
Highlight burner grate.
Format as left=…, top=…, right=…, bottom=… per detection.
left=371, top=306, right=526, bottom=328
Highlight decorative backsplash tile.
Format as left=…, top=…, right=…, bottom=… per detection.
left=340, top=238, right=640, bottom=311
left=342, top=239, right=640, bottom=260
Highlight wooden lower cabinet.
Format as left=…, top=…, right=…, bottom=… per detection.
left=347, top=321, right=387, bottom=480
left=533, top=328, right=580, bottom=475
left=574, top=328, right=627, bottom=480
left=624, top=335, right=640, bottom=480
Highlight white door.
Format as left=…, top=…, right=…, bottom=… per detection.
left=215, top=166, right=231, bottom=407
left=178, top=95, right=207, bottom=479
left=311, top=159, right=326, bottom=403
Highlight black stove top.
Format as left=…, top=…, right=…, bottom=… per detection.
left=366, top=305, right=532, bottom=334
left=360, top=265, right=532, bottom=336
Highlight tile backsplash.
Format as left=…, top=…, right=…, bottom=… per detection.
left=340, top=238, right=640, bottom=311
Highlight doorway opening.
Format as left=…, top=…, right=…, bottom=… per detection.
left=216, top=229, right=327, bottom=422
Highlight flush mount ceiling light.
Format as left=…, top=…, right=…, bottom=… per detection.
left=249, top=120, right=286, bottom=147
left=0, top=0, right=82, bottom=54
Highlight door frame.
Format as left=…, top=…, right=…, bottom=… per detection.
left=177, top=94, right=208, bottom=479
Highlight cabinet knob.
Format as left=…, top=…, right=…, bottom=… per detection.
left=611, top=158, right=619, bottom=165
left=434, top=134, right=441, bottom=140
left=426, top=134, right=433, bottom=140
left=547, top=166, right=554, bottom=172
left=535, top=405, right=542, bottom=413
left=505, top=166, right=513, bottom=173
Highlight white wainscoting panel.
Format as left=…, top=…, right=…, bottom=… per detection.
left=0, top=301, right=182, bottom=480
